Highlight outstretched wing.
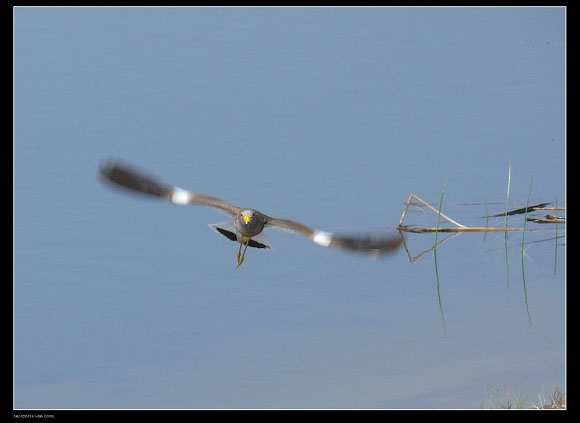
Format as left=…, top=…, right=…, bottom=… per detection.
left=100, top=160, right=403, bottom=256
left=265, top=216, right=403, bottom=256
left=99, top=160, right=241, bottom=215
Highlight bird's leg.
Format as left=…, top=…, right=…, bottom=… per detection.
left=236, top=237, right=251, bottom=268
left=237, top=239, right=243, bottom=266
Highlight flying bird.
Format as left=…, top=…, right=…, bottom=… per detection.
left=99, top=160, right=402, bottom=267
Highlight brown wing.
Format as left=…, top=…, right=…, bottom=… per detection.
left=265, top=216, right=403, bottom=256
left=100, top=160, right=403, bottom=256
left=99, top=160, right=241, bottom=215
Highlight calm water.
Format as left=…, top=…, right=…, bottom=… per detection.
left=14, top=7, right=565, bottom=409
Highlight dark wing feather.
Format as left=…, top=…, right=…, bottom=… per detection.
left=99, top=160, right=241, bottom=215
left=265, top=216, right=402, bottom=256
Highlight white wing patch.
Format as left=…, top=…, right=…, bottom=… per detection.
left=171, top=187, right=191, bottom=205
left=312, top=231, right=333, bottom=248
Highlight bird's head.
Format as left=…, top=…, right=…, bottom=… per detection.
left=240, top=209, right=254, bottom=224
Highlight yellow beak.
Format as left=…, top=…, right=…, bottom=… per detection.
left=243, top=215, right=252, bottom=224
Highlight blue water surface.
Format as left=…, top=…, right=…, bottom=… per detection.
left=14, top=6, right=565, bottom=409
